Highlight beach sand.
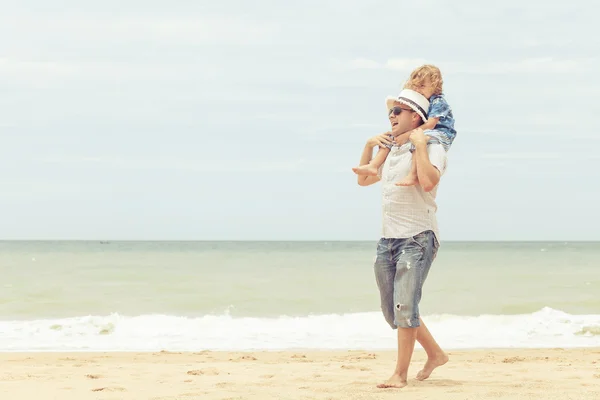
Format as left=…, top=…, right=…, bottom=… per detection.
left=1, top=348, right=599, bottom=399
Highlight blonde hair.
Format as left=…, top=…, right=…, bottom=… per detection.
left=403, top=64, right=443, bottom=96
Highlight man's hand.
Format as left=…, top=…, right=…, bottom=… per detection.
left=366, top=132, right=393, bottom=149
left=409, top=128, right=428, bottom=147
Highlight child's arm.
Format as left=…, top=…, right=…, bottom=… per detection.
left=399, top=117, right=439, bottom=142
left=420, top=117, right=439, bottom=131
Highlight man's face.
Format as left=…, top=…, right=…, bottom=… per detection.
left=388, top=102, right=418, bottom=134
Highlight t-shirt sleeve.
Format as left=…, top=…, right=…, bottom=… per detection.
left=427, top=143, right=448, bottom=175
left=428, top=96, right=451, bottom=120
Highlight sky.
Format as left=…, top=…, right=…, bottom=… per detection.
left=0, top=1, right=599, bottom=241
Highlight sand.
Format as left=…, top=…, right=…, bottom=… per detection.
left=1, top=348, right=599, bottom=399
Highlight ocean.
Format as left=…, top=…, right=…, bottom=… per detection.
left=0, top=240, right=599, bottom=352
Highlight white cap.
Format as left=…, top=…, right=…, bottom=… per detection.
left=385, top=89, right=429, bottom=122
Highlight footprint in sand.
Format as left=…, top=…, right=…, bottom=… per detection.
left=187, top=368, right=220, bottom=376
left=291, top=354, right=312, bottom=363
left=502, top=356, right=525, bottom=363
left=229, top=356, right=257, bottom=362
left=351, top=353, right=377, bottom=360
left=158, top=350, right=182, bottom=355
left=91, top=387, right=126, bottom=392
left=85, top=374, right=102, bottom=379
left=260, top=374, right=275, bottom=379
left=341, top=365, right=371, bottom=371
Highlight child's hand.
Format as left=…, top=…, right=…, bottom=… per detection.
left=409, top=129, right=428, bottom=147
left=367, top=132, right=393, bottom=148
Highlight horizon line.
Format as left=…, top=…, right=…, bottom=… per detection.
left=0, top=239, right=598, bottom=243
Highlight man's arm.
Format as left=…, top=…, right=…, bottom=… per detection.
left=409, top=129, right=446, bottom=192
left=413, top=143, right=441, bottom=192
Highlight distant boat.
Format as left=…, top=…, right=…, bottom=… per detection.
left=100, top=241, right=110, bottom=244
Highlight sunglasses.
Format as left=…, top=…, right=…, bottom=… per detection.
left=388, top=106, right=415, bottom=116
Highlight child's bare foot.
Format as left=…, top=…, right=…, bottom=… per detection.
left=352, top=165, right=378, bottom=176
left=395, top=175, right=418, bottom=186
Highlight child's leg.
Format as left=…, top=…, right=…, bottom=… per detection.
left=396, top=131, right=442, bottom=187
left=352, top=146, right=391, bottom=176
left=396, top=152, right=418, bottom=186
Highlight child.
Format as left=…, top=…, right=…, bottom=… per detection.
left=352, top=65, right=456, bottom=187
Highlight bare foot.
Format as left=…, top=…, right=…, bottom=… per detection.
left=395, top=175, right=418, bottom=186
left=352, top=165, right=378, bottom=176
left=376, top=373, right=407, bottom=389
left=416, top=352, right=449, bottom=381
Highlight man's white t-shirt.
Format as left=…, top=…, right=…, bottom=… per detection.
left=377, top=142, right=448, bottom=242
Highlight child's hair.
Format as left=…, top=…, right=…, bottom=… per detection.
left=403, top=64, right=443, bottom=96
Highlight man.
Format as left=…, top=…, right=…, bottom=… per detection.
left=357, top=89, right=449, bottom=389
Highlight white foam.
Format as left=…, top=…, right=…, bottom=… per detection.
left=1, top=307, right=599, bottom=352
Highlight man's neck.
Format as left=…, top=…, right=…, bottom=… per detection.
left=392, top=125, right=422, bottom=146
left=392, top=130, right=412, bottom=146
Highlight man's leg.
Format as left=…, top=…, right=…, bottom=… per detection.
left=374, top=238, right=414, bottom=388
left=376, top=325, right=417, bottom=388
left=377, top=231, right=443, bottom=388
left=373, top=239, right=398, bottom=330
left=416, top=318, right=448, bottom=380
left=412, top=231, right=448, bottom=379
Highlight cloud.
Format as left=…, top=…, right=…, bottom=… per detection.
left=38, top=155, right=345, bottom=173
left=343, top=57, right=595, bottom=75
left=347, top=58, right=381, bottom=70
left=384, top=59, right=429, bottom=71
left=479, top=152, right=563, bottom=160
left=0, top=13, right=279, bottom=47
left=0, top=180, right=104, bottom=197
left=448, top=58, right=589, bottom=74
left=343, top=58, right=427, bottom=72
left=0, top=57, right=221, bottom=84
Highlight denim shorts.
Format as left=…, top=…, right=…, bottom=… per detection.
left=373, top=230, right=439, bottom=329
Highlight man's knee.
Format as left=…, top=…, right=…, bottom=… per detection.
left=393, top=301, right=421, bottom=328
left=382, top=307, right=397, bottom=329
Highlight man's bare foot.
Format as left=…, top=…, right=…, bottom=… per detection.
left=352, top=165, right=378, bottom=176
left=395, top=175, right=418, bottom=186
left=376, top=373, right=407, bottom=389
left=416, top=352, right=449, bottom=381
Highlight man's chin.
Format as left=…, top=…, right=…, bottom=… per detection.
left=391, top=128, right=408, bottom=136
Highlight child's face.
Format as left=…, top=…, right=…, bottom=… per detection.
left=419, top=77, right=436, bottom=99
